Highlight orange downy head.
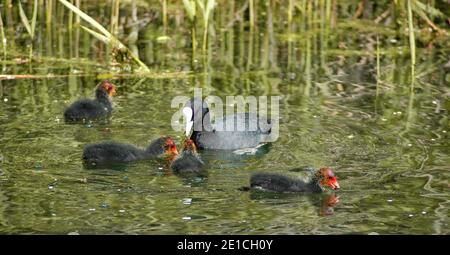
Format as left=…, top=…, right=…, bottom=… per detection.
left=181, top=139, right=197, bottom=153
left=98, top=80, right=116, bottom=97
left=316, top=167, right=340, bottom=190
left=163, top=137, right=178, bottom=160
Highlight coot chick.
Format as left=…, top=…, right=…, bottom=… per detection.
left=83, top=136, right=178, bottom=167
left=250, top=167, right=340, bottom=193
left=64, top=80, right=116, bottom=123
left=170, top=139, right=205, bottom=174
left=182, top=97, right=273, bottom=150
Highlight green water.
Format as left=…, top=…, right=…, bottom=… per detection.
left=0, top=1, right=449, bottom=234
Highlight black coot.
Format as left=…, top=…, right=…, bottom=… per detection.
left=64, top=80, right=116, bottom=123
left=82, top=136, right=178, bottom=167
left=170, top=139, right=205, bottom=174
left=182, top=97, right=273, bottom=150
left=250, top=167, right=340, bottom=193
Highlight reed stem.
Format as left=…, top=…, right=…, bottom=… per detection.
left=0, top=9, right=6, bottom=61
left=162, top=0, right=168, bottom=33
left=407, top=0, right=416, bottom=88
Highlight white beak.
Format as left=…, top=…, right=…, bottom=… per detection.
left=182, top=107, right=194, bottom=137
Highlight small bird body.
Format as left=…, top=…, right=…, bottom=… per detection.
left=170, top=139, right=205, bottom=174
left=64, top=81, right=116, bottom=123
left=250, top=168, right=340, bottom=193
left=82, top=137, right=177, bottom=167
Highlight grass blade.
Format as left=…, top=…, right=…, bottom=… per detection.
left=206, top=0, right=215, bottom=19
left=18, top=0, right=32, bottom=36
left=196, top=0, right=205, bottom=14
left=59, top=0, right=149, bottom=71
left=0, top=10, right=6, bottom=60
left=58, top=0, right=111, bottom=38
left=412, top=0, right=444, bottom=18
left=182, top=0, right=196, bottom=21
left=30, top=0, right=38, bottom=38
left=81, top=26, right=110, bottom=44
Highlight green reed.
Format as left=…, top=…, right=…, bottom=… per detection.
left=182, top=0, right=197, bottom=67
left=162, top=0, right=168, bottom=33
left=110, top=0, right=120, bottom=36
left=407, top=0, right=416, bottom=87
left=0, top=0, right=448, bottom=77
left=0, top=9, right=6, bottom=61
left=18, top=0, right=38, bottom=61
left=197, top=0, right=216, bottom=54
left=58, top=0, right=149, bottom=71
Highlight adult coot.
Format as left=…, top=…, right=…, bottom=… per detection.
left=250, top=167, right=340, bottom=193
left=170, top=139, right=205, bottom=174
left=182, top=97, right=273, bottom=150
left=64, top=80, right=116, bottom=123
left=82, top=136, right=178, bottom=167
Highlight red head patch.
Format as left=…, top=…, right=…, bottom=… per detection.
left=317, top=167, right=340, bottom=190
left=182, top=139, right=197, bottom=152
left=98, top=80, right=116, bottom=97
left=163, top=137, right=178, bottom=158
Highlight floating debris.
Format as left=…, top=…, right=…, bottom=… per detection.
left=100, top=203, right=109, bottom=209
left=67, top=231, right=80, bottom=235
left=287, top=72, right=296, bottom=80
left=119, top=209, right=125, bottom=213
left=3, top=98, right=8, bottom=102
left=156, top=36, right=170, bottom=44
left=48, top=185, right=54, bottom=190
left=182, top=216, right=191, bottom=220
left=387, top=199, right=393, bottom=202
left=422, top=211, right=427, bottom=215
left=88, top=208, right=96, bottom=212
left=183, top=198, right=192, bottom=205
left=408, top=214, right=414, bottom=217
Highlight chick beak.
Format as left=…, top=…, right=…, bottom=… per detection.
left=332, top=181, right=340, bottom=190
left=109, top=85, right=117, bottom=96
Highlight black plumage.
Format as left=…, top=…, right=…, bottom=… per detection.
left=82, top=137, right=177, bottom=167
left=64, top=81, right=116, bottom=123
left=250, top=168, right=340, bottom=193
left=170, top=139, right=205, bottom=174
left=250, top=173, right=323, bottom=193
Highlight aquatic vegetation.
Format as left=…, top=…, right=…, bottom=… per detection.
left=0, top=0, right=447, bottom=74
left=18, top=0, right=38, bottom=61
left=182, top=0, right=198, bottom=66
left=0, top=0, right=448, bottom=236
left=0, top=9, right=6, bottom=61
left=58, top=0, right=150, bottom=72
